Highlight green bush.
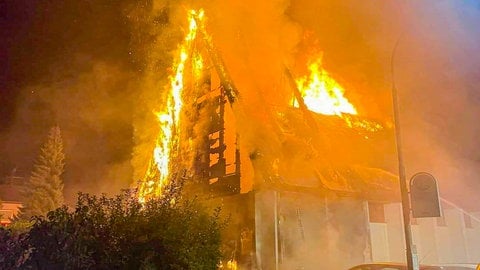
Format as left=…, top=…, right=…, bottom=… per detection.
left=2, top=188, right=222, bottom=270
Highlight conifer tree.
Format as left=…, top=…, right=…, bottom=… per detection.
left=19, top=126, right=65, bottom=219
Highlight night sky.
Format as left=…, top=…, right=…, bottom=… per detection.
left=1, top=0, right=480, bottom=209
left=0, top=0, right=137, bottom=200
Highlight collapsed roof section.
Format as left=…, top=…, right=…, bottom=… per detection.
left=252, top=108, right=400, bottom=202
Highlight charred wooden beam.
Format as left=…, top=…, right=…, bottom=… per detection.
left=193, top=14, right=239, bottom=105
left=284, top=67, right=319, bottom=132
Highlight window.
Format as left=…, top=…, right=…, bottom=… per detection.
left=368, top=202, right=385, bottom=223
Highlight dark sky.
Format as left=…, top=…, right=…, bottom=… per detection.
left=0, top=0, right=137, bottom=200
left=0, top=0, right=132, bottom=114
left=1, top=0, right=479, bottom=210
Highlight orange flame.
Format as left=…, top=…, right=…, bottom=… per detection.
left=292, top=56, right=356, bottom=116
left=138, top=9, right=204, bottom=203
left=292, top=55, right=382, bottom=132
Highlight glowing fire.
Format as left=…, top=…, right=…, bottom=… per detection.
left=138, top=9, right=204, bottom=203
left=293, top=58, right=357, bottom=116
left=292, top=56, right=382, bottom=132
left=219, top=259, right=238, bottom=270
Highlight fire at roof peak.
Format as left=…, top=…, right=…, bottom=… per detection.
left=292, top=55, right=357, bottom=116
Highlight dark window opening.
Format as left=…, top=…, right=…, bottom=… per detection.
left=368, top=202, right=385, bottom=223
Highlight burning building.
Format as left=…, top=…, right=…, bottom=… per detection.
left=132, top=8, right=480, bottom=269
left=0, top=0, right=479, bottom=268
left=130, top=5, right=478, bottom=269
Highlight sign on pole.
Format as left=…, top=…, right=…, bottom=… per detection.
left=410, top=172, right=441, bottom=218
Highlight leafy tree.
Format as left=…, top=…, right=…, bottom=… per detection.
left=3, top=184, right=223, bottom=270
left=19, top=126, right=65, bottom=219
left=0, top=227, right=30, bottom=268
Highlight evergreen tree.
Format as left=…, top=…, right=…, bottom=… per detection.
left=19, top=126, right=65, bottom=219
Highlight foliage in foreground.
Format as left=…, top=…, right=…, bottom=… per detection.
left=0, top=189, right=222, bottom=270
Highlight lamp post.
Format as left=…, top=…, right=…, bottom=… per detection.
left=391, top=38, right=416, bottom=270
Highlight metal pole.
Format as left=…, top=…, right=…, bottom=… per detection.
left=391, top=38, right=415, bottom=270
left=274, top=190, right=279, bottom=270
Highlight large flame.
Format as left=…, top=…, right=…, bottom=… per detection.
left=138, top=9, right=204, bottom=203
left=293, top=57, right=357, bottom=116
left=292, top=56, right=382, bottom=132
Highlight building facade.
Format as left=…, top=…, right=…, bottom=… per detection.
left=369, top=201, right=480, bottom=265
left=0, top=175, right=24, bottom=226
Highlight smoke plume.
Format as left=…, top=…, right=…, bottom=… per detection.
left=1, top=0, right=479, bottom=210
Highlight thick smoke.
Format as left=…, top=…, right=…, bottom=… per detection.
left=107, top=0, right=480, bottom=210
left=129, top=5, right=480, bottom=267
left=394, top=2, right=480, bottom=211
left=2, top=0, right=479, bottom=210
left=3, top=61, right=135, bottom=203
left=129, top=0, right=303, bottom=189
left=163, top=0, right=480, bottom=211
left=286, top=0, right=480, bottom=210
left=197, top=0, right=303, bottom=190
left=0, top=0, right=136, bottom=203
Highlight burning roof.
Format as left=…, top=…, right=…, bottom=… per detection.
left=272, top=108, right=399, bottom=201
left=135, top=8, right=400, bottom=203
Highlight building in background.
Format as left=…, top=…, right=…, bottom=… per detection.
left=368, top=200, right=480, bottom=265
left=0, top=174, right=24, bottom=226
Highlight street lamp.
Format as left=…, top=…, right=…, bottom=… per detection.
left=391, top=37, right=417, bottom=270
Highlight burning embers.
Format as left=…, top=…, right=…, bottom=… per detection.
left=291, top=55, right=383, bottom=133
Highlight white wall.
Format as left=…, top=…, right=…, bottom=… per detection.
left=369, top=203, right=480, bottom=264
left=443, top=208, right=468, bottom=262
left=465, top=211, right=480, bottom=262
left=370, top=222, right=390, bottom=261
left=384, top=203, right=407, bottom=262
left=414, top=218, right=438, bottom=264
